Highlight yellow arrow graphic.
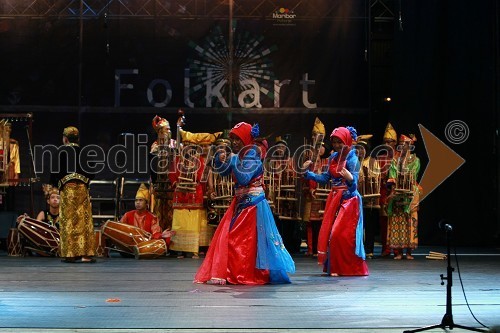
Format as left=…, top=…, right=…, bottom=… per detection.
left=418, top=124, right=465, bottom=203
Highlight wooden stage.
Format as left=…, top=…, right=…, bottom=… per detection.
left=0, top=246, right=499, bottom=333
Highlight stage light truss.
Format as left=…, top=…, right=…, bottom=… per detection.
left=370, top=0, right=395, bottom=22
left=0, top=0, right=359, bottom=20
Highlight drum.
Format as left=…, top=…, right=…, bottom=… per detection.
left=101, top=220, right=151, bottom=253
left=133, top=239, right=167, bottom=259
left=17, top=217, right=60, bottom=254
left=7, top=228, right=22, bottom=256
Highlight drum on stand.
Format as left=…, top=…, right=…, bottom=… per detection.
left=101, top=220, right=151, bottom=254
left=17, top=216, right=60, bottom=255
left=7, top=228, right=22, bottom=256
left=133, top=239, right=167, bottom=259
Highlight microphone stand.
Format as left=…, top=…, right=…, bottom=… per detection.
left=404, top=227, right=488, bottom=333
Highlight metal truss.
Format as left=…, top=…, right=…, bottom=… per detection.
left=370, top=0, right=395, bottom=22
left=0, top=0, right=361, bottom=20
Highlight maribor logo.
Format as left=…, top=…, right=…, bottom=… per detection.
left=272, top=8, right=297, bottom=26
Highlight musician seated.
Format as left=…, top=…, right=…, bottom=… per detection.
left=15, top=184, right=61, bottom=256
left=106, top=183, right=173, bottom=257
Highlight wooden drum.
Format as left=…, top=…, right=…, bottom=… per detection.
left=132, top=239, right=167, bottom=259
left=7, top=228, right=22, bottom=256
left=101, top=220, right=151, bottom=254
left=17, top=217, right=60, bottom=255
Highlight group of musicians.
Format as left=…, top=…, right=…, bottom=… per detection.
left=6, top=116, right=421, bottom=263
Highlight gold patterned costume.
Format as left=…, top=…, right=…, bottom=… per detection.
left=51, top=127, right=95, bottom=260
left=59, top=178, right=95, bottom=257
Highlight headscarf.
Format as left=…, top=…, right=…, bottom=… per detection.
left=229, top=122, right=259, bottom=146
left=330, top=126, right=354, bottom=147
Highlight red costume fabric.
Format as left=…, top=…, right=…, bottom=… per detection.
left=168, top=155, right=206, bottom=208
left=319, top=189, right=368, bottom=275
left=120, top=210, right=162, bottom=239
left=195, top=197, right=269, bottom=284
left=306, top=128, right=369, bottom=277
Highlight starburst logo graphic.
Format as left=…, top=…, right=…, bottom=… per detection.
left=186, top=23, right=278, bottom=108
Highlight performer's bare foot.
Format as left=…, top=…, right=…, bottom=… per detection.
left=81, top=257, right=96, bottom=263
left=394, top=254, right=403, bottom=260
left=405, top=254, right=414, bottom=260
left=330, top=273, right=339, bottom=277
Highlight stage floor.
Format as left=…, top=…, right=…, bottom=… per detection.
left=0, top=246, right=499, bottom=333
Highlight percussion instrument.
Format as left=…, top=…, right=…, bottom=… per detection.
left=175, top=112, right=200, bottom=193
left=391, top=152, right=417, bottom=195
left=394, top=171, right=415, bottom=196
left=310, top=185, right=330, bottom=219
left=7, top=228, right=22, bottom=256
left=301, top=135, right=329, bottom=219
left=101, top=220, right=150, bottom=254
left=262, top=166, right=276, bottom=211
left=207, top=172, right=234, bottom=226
left=359, top=162, right=381, bottom=209
left=17, top=216, right=60, bottom=254
left=271, top=159, right=302, bottom=221
left=132, top=239, right=167, bottom=259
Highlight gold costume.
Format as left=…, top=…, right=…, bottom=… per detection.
left=53, top=126, right=95, bottom=260
left=59, top=180, right=95, bottom=258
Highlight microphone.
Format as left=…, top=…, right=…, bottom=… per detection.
left=438, top=220, right=453, bottom=231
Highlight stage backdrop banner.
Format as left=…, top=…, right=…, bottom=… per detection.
left=0, top=0, right=368, bottom=111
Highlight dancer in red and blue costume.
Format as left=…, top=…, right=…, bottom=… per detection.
left=304, top=126, right=369, bottom=276
left=194, top=122, right=295, bottom=285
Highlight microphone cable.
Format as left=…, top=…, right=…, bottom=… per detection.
left=453, top=245, right=491, bottom=330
